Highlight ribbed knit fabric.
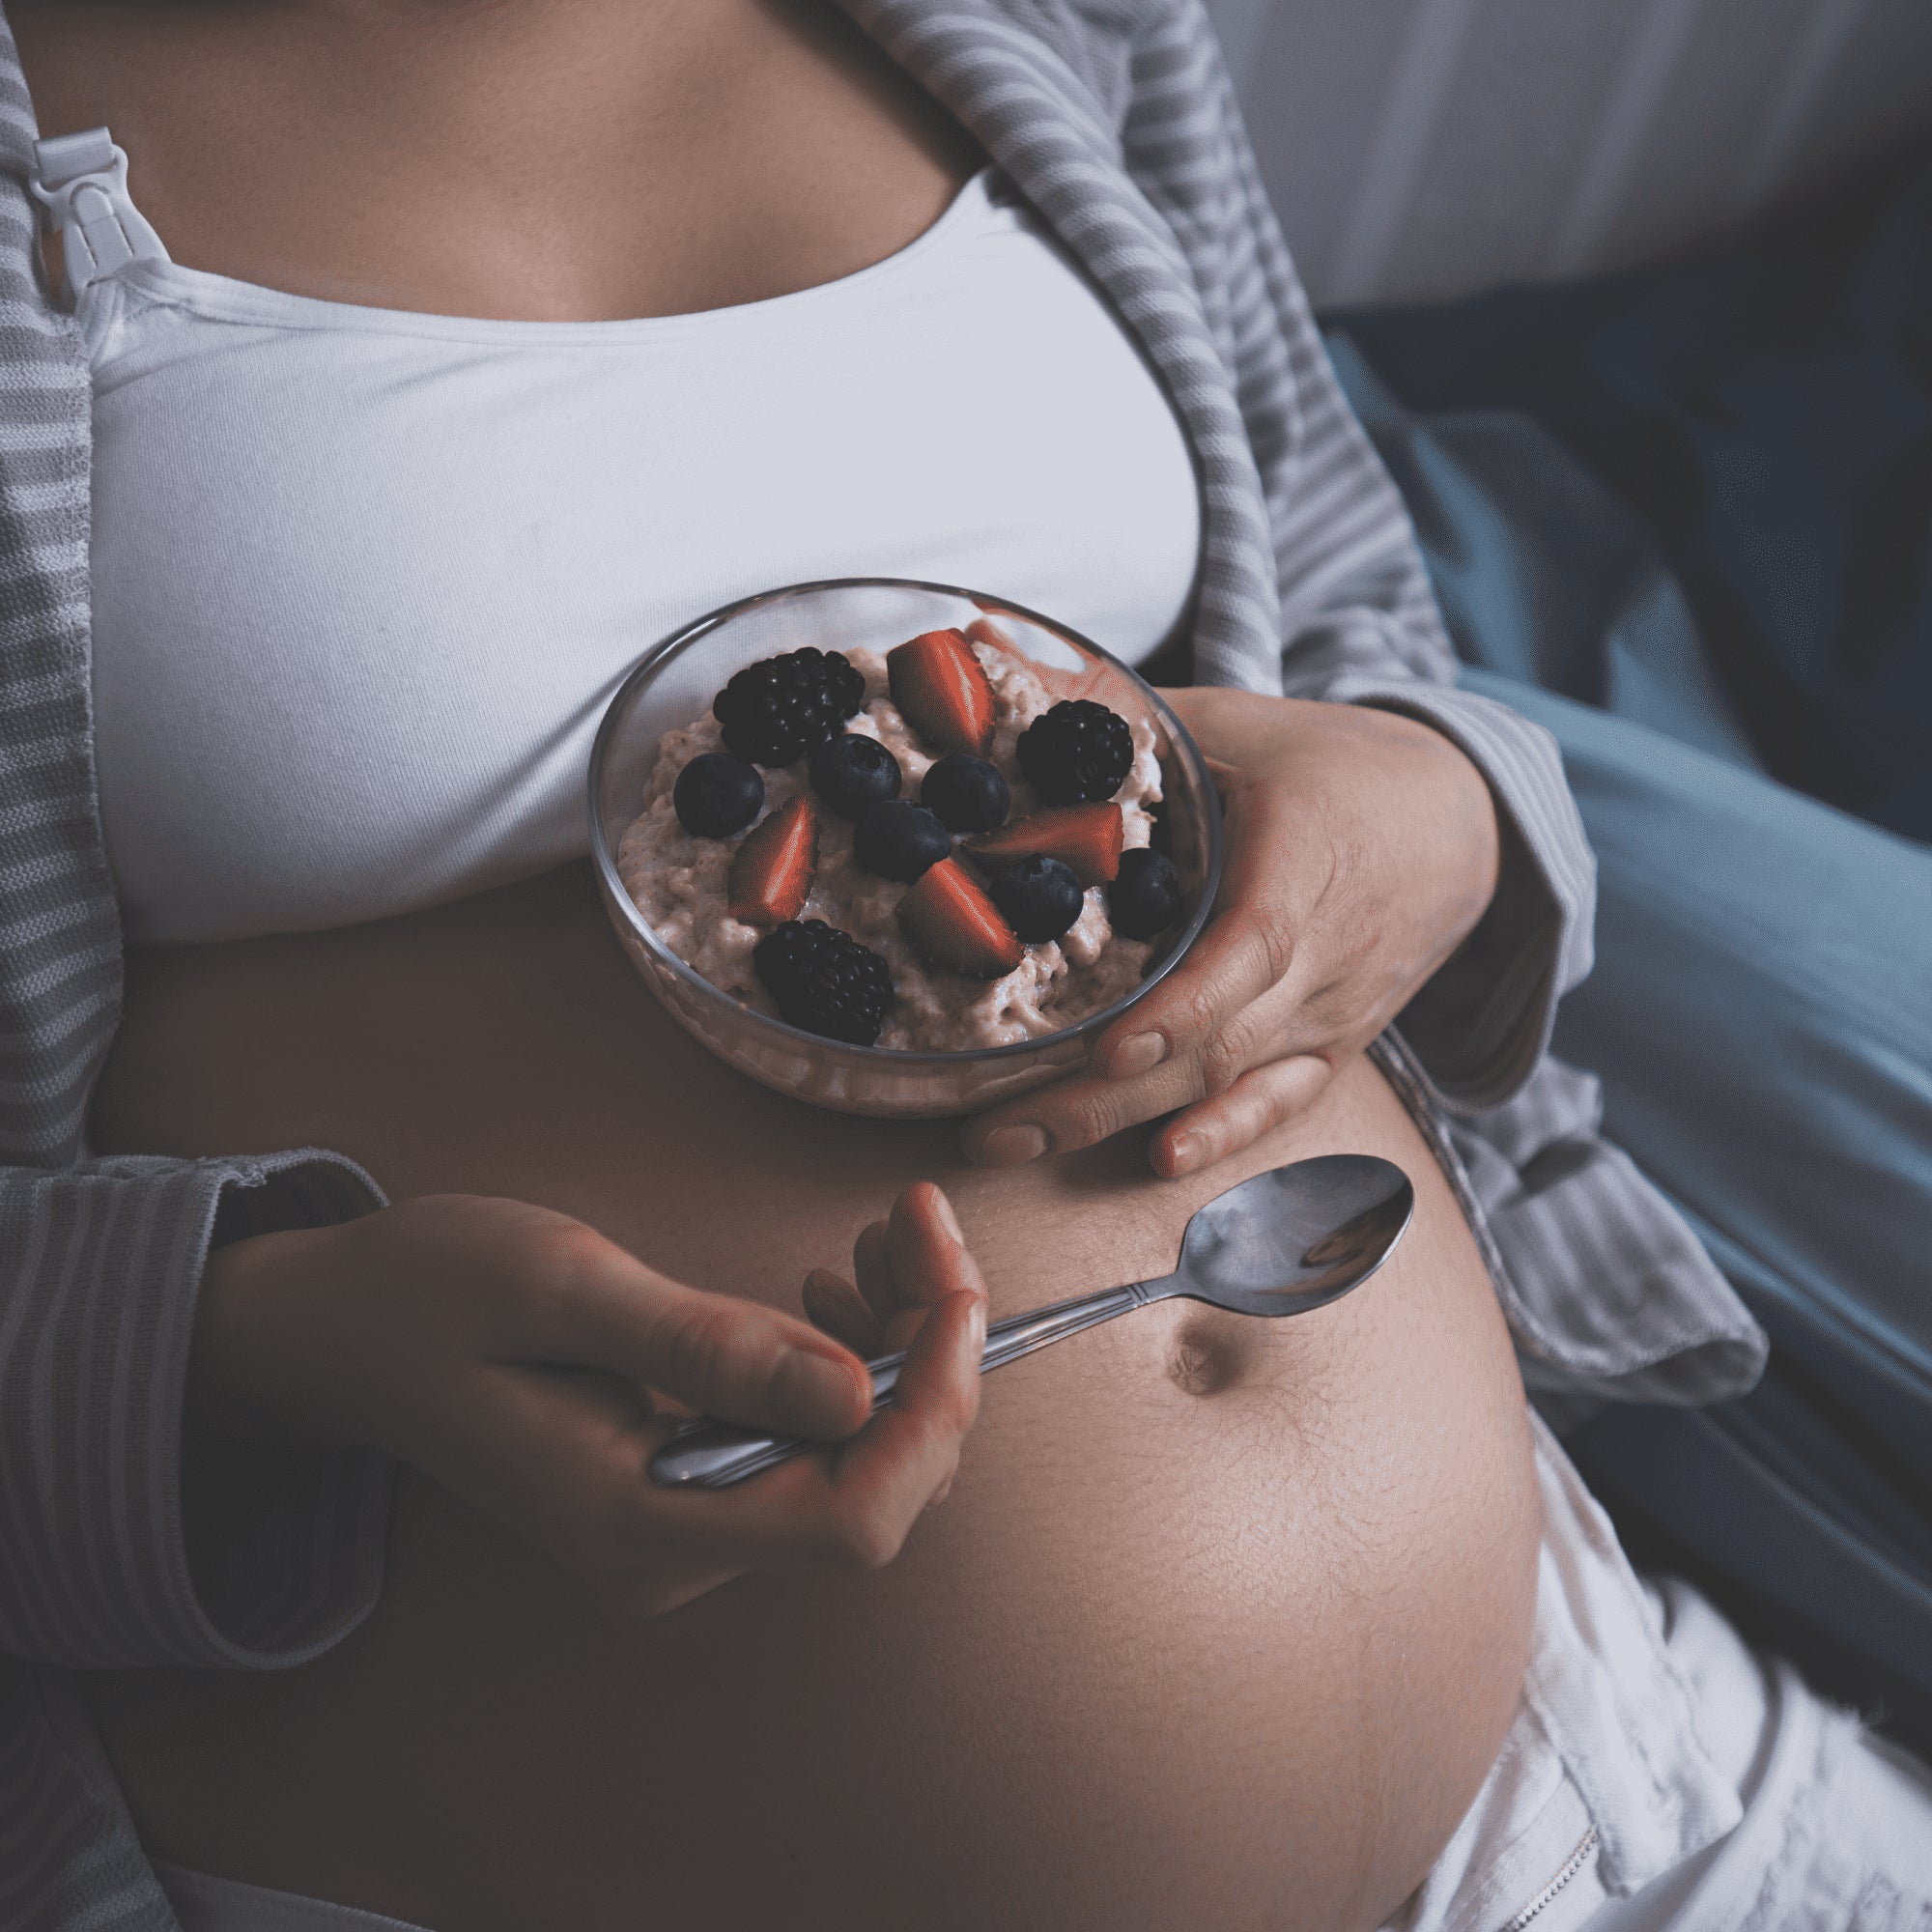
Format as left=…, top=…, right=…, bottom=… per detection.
left=0, top=2, right=1763, bottom=1925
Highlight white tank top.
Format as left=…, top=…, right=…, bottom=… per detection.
left=37, top=130, right=1202, bottom=945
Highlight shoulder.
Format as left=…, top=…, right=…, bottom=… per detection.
left=892, top=0, right=1221, bottom=128
left=988, top=0, right=1221, bottom=72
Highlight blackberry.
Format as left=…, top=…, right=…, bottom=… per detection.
left=921, top=753, right=1009, bottom=833
left=672, top=752, right=765, bottom=838
left=987, top=854, right=1084, bottom=944
left=1016, top=700, right=1134, bottom=804
left=714, top=649, right=867, bottom=766
left=753, top=920, right=895, bottom=1046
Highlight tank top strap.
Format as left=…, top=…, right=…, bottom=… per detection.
left=30, top=127, right=171, bottom=296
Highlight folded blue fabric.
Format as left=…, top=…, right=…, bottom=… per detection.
left=1325, top=336, right=1763, bottom=769
left=1334, top=154, right=1932, bottom=843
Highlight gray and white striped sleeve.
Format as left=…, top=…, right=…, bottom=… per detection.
left=0, top=1152, right=394, bottom=1668
left=1155, top=1, right=1599, bottom=1112
left=0, top=21, right=395, bottom=1669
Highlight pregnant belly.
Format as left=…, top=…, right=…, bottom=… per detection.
left=85, top=863, right=1541, bottom=1932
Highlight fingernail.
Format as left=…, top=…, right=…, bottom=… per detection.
left=1107, top=1032, right=1166, bottom=1078
left=967, top=1294, right=987, bottom=1349
left=929, top=1186, right=964, bottom=1243
left=1165, top=1133, right=1206, bottom=1177
left=775, top=1350, right=863, bottom=1431
left=976, top=1124, right=1048, bottom=1167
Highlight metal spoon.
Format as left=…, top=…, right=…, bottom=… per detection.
left=648, top=1152, right=1414, bottom=1490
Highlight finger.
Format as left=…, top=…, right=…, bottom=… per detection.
left=966, top=1048, right=1212, bottom=1164
left=526, top=1245, right=872, bottom=1443
left=822, top=1287, right=987, bottom=1549
left=1089, top=889, right=1294, bottom=1085
left=969, top=972, right=1323, bottom=1161
left=802, top=1267, right=883, bottom=1355
left=391, top=1357, right=678, bottom=1580
left=1149, top=1053, right=1336, bottom=1179
left=879, top=1184, right=987, bottom=1351
left=433, top=1360, right=919, bottom=1590
left=620, top=1288, right=990, bottom=1577
left=571, top=1198, right=984, bottom=1579
left=852, top=1218, right=894, bottom=1325
left=593, top=1561, right=745, bottom=1622
left=1090, top=757, right=1327, bottom=1085
left=448, top=1362, right=855, bottom=1582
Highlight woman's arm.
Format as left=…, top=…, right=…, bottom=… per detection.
left=965, top=0, right=1596, bottom=1176
left=1182, top=0, right=1595, bottom=1103
left=0, top=1151, right=988, bottom=1664
left=0, top=23, right=422, bottom=1671
left=0, top=1151, right=397, bottom=1667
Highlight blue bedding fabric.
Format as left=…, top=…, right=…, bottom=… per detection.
left=1320, top=196, right=1932, bottom=1747
left=1336, top=148, right=1932, bottom=843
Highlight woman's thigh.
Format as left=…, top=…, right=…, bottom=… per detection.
left=1479, top=669, right=1932, bottom=1745
left=1472, top=670, right=1932, bottom=1378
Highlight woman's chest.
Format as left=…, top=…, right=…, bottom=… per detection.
left=8, top=0, right=982, bottom=321
left=83, top=199, right=1201, bottom=944
left=11, top=6, right=1203, bottom=948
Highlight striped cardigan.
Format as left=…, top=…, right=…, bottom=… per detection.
left=0, top=0, right=1763, bottom=1923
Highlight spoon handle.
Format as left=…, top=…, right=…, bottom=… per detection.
left=648, top=1278, right=1165, bottom=1490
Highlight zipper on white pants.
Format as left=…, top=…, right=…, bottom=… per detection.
left=1495, top=1827, right=1600, bottom=1932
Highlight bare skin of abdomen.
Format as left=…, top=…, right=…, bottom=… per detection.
left=84, top=862, right=1541, bottom=1932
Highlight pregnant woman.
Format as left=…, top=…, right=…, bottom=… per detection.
left=2, top=3, right=1926, bottom=1930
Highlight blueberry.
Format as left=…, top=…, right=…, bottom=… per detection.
left=921, top=753, right=1010, bottom=834
left=987, top=854, right=1084, bottom=944
left=1146, top=794, right=1174, bottom=858
left=673, top=752, right=765, bottom=839
left=810, top=732, right=902, bottom=822
left=854, top=800, right=952, bottom=882
left=1108, top=847, right=1181, bottom=939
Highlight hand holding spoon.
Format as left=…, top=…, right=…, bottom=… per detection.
left=649, top=1152, right=1413, bottom=1490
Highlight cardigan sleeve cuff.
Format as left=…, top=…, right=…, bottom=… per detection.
left=0, top=1148, right=392, bottom=1671
left=1320, top=674, right=1599, bottom=1112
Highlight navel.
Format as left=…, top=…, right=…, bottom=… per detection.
left=1166, top=1317, right=1245, bottom=1397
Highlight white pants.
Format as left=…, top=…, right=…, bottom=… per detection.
left=1391, top=1420, right=1932, bottom=1932
left=156, top=1420, right=1932, bottom=1932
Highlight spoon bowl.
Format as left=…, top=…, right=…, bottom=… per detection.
left=1156, top=1153, right=1417, bottom=1312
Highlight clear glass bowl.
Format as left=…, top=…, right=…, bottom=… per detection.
left=587, top=578, right=1222, bottom=1119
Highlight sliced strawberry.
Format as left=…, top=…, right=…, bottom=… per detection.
left=887, top=629, right=996, bottom=757
left=964, top=803, right=1124, bottom=887
left=897, top=858, right=1023, bottom=979
left=727, top=795, right=818, bottom=924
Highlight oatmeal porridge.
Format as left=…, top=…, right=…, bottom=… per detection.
left=616, top=626, right=1184, bottom=1053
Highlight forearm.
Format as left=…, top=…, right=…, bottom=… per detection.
left=0, top=1150, right=391, bottom=1669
